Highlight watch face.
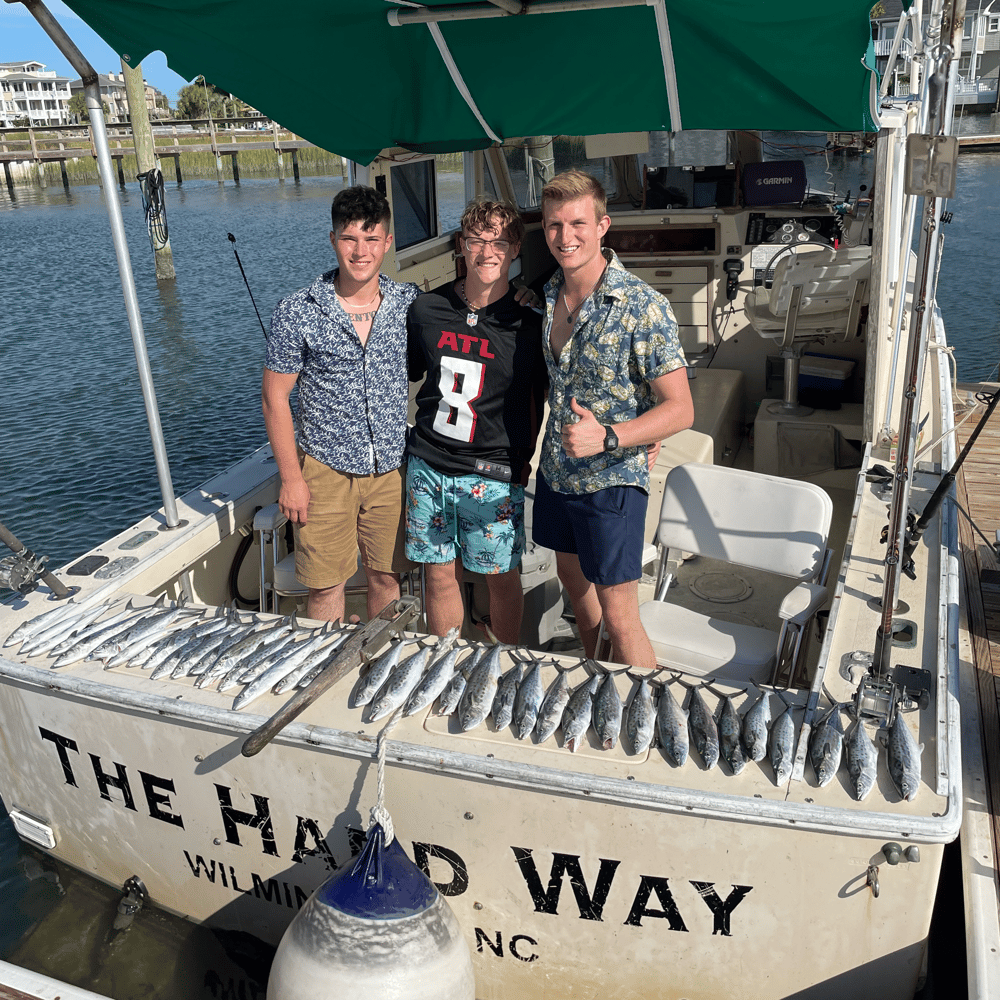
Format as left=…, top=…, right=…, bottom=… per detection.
left=604, top=426, right=618, bottom=452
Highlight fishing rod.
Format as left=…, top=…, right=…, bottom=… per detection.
left=227, top=232, right=268, bottom=339
left=900, top=387, right=999, bottom=579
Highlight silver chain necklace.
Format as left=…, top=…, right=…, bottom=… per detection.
left=459, top=280, right=480, bottom=327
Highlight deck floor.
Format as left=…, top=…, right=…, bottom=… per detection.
left=954, top=384, right=1000, bottom=933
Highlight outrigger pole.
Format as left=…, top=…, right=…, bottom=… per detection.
left=15, top=0, right=182, bottom=531
left=873, top=0, right=966, bottom=674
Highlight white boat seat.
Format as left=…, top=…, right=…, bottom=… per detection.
left=744, top=245, right=869, bottom=417
left=639, top=464, right=833, bottom=684
left=255, top=502, right=371, bottom=612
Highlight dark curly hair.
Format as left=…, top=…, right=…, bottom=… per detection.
left=331, top=185, right=391, bottom=233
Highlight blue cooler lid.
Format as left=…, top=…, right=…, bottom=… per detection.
left=315, top=823, right=438, bottom=919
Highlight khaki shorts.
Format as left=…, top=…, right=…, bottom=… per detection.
left=293, top=452, right=409, bottom=590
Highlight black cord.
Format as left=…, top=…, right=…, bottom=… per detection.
left=137, top=168, right=168, bottom=251
left=227, top=232, right=268, bottom=339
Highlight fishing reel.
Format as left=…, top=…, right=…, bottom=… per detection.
left=0, top=549, right=49, bottom=596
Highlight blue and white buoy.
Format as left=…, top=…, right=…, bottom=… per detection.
left=267, top=713, right=475, bottom=999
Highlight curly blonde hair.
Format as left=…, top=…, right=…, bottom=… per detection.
left=460, top=198, right=525, bottom=246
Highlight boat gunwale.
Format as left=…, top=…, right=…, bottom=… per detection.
left=0, top=651, right=962, bottom=844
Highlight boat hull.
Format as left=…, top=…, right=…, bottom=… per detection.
left=0, top=667, right=943, bottom=1000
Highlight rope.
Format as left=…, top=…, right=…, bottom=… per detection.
left=370, top=705, right=404, bottom=844
left=137, top=168, right=169, bottom=251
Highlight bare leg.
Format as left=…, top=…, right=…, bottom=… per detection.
left=555, top=552, right=602, bottom=658
left=364, top=567, right=401, bottom=621
left=423, top=560, right=465, bottom=638
left=485, top=568, right=523, bottom=645
left=595, top=579, right=656, bottom=670
left=307, top=583, right=345, bottom=623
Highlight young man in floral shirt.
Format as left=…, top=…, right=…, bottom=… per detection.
left=263, top=186, right=419, bottom=623
left=535, top=170, right=694, bottom=669
left=406, top=200, right=546, bottom=644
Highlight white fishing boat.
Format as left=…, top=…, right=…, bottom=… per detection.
left=1, top=0, right=987, bottom=997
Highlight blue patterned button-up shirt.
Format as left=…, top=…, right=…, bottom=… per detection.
left=540, top=249, right=686, bottom=494
left=266, top=269, right=420, bottom=475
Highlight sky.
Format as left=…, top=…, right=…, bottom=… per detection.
left=0, top=1, right=189, bottom=105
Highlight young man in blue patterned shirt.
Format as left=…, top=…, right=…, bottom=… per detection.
left=534, top=170, right=694, bottom=669
left=263, top=186, right=419, bottom=623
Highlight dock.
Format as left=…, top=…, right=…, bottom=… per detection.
left=954, top=381, right=1000, bottom=998
left=0, top=118, right=329, bottom=191
left=958, top=134, right=1000, bottom=151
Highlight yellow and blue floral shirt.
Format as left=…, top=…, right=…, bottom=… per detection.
left=540, top=249, right=686, bottom=494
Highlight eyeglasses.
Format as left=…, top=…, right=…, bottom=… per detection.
left=463, top=236, right=511, bottom=254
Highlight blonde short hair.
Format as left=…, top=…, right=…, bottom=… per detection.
left=541, top=170, right=607, bottom=221
left=460, top=198, right=524, bottom=245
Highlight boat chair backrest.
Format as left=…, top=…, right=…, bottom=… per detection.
left=640, top=463, right=834, bottom=682
left=745, top=245, right=871, bottom=349
left=657, top=464, right=832, bottom=582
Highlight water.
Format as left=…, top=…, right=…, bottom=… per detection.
left=0, top=151, right=997, bottom=996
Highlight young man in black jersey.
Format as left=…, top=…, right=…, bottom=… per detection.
left=406, top=200, right=546, bottom=644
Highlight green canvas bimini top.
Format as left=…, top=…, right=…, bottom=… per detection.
left=63, top=0, right=889, bottom=164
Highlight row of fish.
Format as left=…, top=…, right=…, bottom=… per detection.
left=4, top=595, right=356, bottom=711
left=810, top=701, right=923, bottom=802
left=5, top=596, right=924, bottom=800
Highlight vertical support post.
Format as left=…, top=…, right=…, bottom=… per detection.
left=276, top=152, right=285, bottom=180
left=3, top=160, right=14, bottom=197
left=60, top=158, right=69, bottom=188
left=116, top=155, right=125, bottom=187
left=292, top=148, right=300, bottom=182
left=273, top=120, right=284, bottom=181
left=174, top=153, right=182, bottom=184
left=231, top=150, right=240, bottom=184
left=121, top=57, right=176, bottom=280
left=208, top=113, right=223, bottom=183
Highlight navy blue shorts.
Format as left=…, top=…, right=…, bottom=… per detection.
left=531, top=474, right=648, bottom=586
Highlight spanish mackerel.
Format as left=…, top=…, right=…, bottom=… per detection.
left=769, top=697, right=797, bottom=785
left=233, top=626, right=339, bottom=710
left=512, top=661, right=544, bottom=739
left=404, top=646, right=463, bottom=717
left=491, top=662, right=524, bottom=732
left=458, top=642, right=503, bottom=732
left=352, top=640, right=405, bottom=708
left=49, top=603, right=145, bottom=667
left=562, top=673, right=600, bottom=753
left=655, top=679, right=689, bottom=766
left=810, top=703, right=845, bottom=787
left=20, top=599, right=124, bottom=658
left=534, top=668, right=571, bottom=744
left=624, top=675, right=655, bottom=756
left=436, top=649, right=483, bottom=716
left=367, top=646, right=433, bottom=723
left=717, top=691, right=747, bottom=775
left=686, top=684, right=719, bottom=770
left=5, top=596, right=98, bottom=648
left=593, top=671, right=623, bottom=751
left=741, top=687, right=771, bottom=762
left=846, top=720, right=879, bottom=801
left=887, top=710, right=922, bottom=802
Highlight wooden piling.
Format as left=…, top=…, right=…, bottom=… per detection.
left=3, top=160, right=14, bottom=197
left=60, top=159, right=70, bottom=189
left=122, top=57, right=176, bottom=280
left=292, top=148, right=300, bottom=182
left=117, top=157, right=126, bottom=188
left=173, top=154, right=182, bottom=185
left=231, top=151, right=240, bottom=184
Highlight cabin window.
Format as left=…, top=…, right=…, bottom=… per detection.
left=963, top=15, right=974, bottom=38
left=502, top=137, right=616, bottom=210
left=390, top=153, right=467, bottom=252
left=391, top=159, right=438, bottom=251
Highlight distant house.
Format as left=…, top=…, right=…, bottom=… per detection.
left=0, top=60, right=72, bottom=127
left=68, top=71, right=169, bottom=124
left=870, top=0, right=1000, bottom=109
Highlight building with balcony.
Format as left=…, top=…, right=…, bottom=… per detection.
left=0, top=61, right=72, bottom=127
left=68, top=71, right=169, bottom=124
left=871, top=0, right=999, bottom=110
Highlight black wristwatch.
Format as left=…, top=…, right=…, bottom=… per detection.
left=602, top=424, right=619, bottom=452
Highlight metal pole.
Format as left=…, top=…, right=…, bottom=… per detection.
left=20, top=0, right=181, bottom=529
left=874, top=0, right=965, bottom=671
